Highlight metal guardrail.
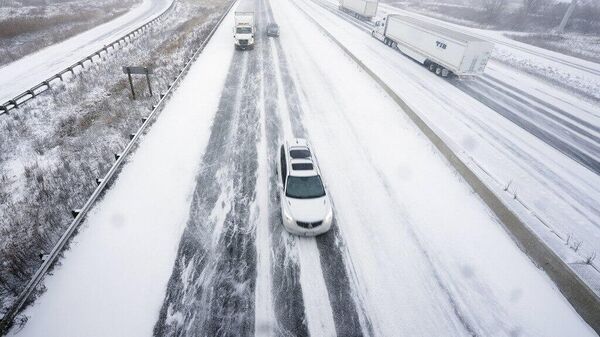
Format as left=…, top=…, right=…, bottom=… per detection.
left=292, top=0, right=600, bottom=333
left=0, top=0, right=176, bottom=116
left=0, top=0, right=236, bottom=333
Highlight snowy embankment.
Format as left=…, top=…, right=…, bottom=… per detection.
left=7, top=6, right=235, bottom=337
left=0, top=0, right=172, bottom=105
left=302, top=0, right=600, bottom=297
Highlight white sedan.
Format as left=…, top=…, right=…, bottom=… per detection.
left=277, top=139, right=333, bottom=236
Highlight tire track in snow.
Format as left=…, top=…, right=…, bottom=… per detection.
left=454, top=78, right=600, bottom=175
left=257, top=0, right=310, bottom=335
left=153, top=44, right=260, bottom=336
left=279, top=0, right=485, bottom=334
left=265, top=0, right=375, bottom=335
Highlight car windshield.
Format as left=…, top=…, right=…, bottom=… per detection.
left=285, top=175, right=325, bottom=199
left=236, top=27, right=252, bottom=34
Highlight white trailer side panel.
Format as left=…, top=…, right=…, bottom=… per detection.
left=384, top=15, right=493, bottom=75
left=235, top=13, right=255, bottom=27
left=340, top=0, right=378, bottom=18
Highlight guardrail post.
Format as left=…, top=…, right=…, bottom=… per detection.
left=95, top=178, right=104, bottom=185
left=71, top=209, right=81, bottom=218
left=8, top=100, right=17, bottom=109
left=114, top=153, right=121, bottom=160
left=129, top=133, right=136, bottom=140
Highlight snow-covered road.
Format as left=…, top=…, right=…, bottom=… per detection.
left=376, top=1, right=600, bottom=101
left=0, top=0, right=172, bottom=105
left=302, top=0, right=600, bottom=293
left=8, top=0, right=598, bottom=335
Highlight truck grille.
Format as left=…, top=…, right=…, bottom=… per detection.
left=239, top=39, right=248, bottom=45
left=296, top=221, right=323, bottom=229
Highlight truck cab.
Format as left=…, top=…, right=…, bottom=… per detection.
left=234, top=11, right=255, bottom=50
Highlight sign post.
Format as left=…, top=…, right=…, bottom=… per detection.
left=122, top=66, right=154, bottom=100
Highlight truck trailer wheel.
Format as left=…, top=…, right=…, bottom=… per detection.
left=428, top=63, right=436, bottom=72
left=441, top=68, right=450, bottom=78
left=435, top=66, right=442, bottom=76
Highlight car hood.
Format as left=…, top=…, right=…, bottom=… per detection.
left=285, top=196, right=330, bottom=222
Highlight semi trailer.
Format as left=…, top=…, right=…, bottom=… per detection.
left=339, top=0, right=378, bottom=20
left=372, top=14, right=494, bottom=77
left=234, top=2, right=255, bottom=50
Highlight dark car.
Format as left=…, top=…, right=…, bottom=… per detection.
left=266, top=23, right=279, bottom=37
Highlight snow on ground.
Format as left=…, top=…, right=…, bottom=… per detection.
left=6, top=0, right=599, bottom=334
left=8, top=6, right=235, bottom=337
left=302, top=0, right=600, bottom=293
left=273, top=0, right=596, bottom=334
left=0, top=0, right=172, bottom=105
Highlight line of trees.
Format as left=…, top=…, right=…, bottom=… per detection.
left=478, top=0, right=600, bottom=32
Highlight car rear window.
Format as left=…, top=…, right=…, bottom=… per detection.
left=290, top=149, right=310, bottom=159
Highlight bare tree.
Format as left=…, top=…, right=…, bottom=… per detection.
left=481, top=0, right=506, bottom=20
left=523, top=0, right=546, bottom=15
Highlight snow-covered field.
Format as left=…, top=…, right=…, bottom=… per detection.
left=0, top=0, right=172, bottom=106
left=6, top=0, right=598, bottom=335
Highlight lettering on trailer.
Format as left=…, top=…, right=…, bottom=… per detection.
left=436, top=41, right=447, bottom=49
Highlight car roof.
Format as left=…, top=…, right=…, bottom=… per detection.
left=284, top=139, right=320, bottom=177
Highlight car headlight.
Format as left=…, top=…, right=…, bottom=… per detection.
left=283, top=207, right=293, bottom=223
left=324, top=208, right=333, bottom=223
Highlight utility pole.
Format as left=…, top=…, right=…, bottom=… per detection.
left=557, top=0, right=577, bottom=33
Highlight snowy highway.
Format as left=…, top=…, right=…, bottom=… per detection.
left=8, top=0, right=599, bottom=336
left=0, top=0, right=172, bottom=106
left=300, top=0, right=600, bottom=288
left=314, top=0, right=600, bottom=174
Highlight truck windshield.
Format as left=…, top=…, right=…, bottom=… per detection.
left=236, top=27, right=252, bottom=34
left=285, top=175, right=326, bottom=199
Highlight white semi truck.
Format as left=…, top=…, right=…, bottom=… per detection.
left=339, top=0, right=378, bottom=20
left=372, top=15, right=494, bottom=77
left=234, top=2, right=256, bottom=50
